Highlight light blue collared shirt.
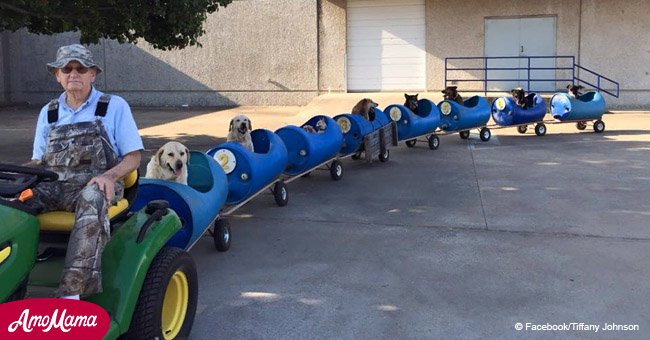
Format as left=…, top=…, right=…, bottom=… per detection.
left=32, top=87, right=144, bottom=161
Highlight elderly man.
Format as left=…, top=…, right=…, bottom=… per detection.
left=26, top=44, right=143, bottom=299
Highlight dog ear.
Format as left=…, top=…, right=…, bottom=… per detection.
left=415, top=94, right=418, bottom=99
left=247, top=119, right=252, bottom=132
left=185, top=148, right=190, bottom=164
left=404, top=93, right=409, bottom=99
left=155, top=147, right=165, bottom=166
left=229, top=118, right=234, bottom=132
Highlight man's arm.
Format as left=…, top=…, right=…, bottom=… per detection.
left=88, top=150, right=141, bottom=201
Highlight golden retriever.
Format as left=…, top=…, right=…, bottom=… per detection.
left=145, top=141, right=189, bottom=184
left=227, top=114, right=254, bottom=152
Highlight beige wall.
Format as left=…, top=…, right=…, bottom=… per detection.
left=427, top=0, right=580, bottom=91
left=5, top=0, right=319, bottom=107
left=2, top=0, right=648, bottom=109
left=318, top=0, right=347, bottom=93
left=0, top=32, right=6, bottom=104
left=579, top=0, right=650, bottom=108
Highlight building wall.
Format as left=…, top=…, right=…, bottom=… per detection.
left=579, top=0, right=650, bottom=108
left=2, top=0, right=648, bottom=109
left=318, top=0, right=347, bottom=93
left=5, top=0, right=319, bottom=107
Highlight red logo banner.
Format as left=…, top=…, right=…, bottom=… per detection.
left=0, top=298, right=110, bottom=339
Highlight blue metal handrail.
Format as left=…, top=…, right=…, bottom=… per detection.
left=444, top=55, right=619, bottom=98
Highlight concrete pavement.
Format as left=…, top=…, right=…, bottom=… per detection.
left=0, top=103, right=649, bottom=339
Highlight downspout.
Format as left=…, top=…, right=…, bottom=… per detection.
left=316, top=0, right=321, bottom=95
left=576, top=0, right=583, bottom=80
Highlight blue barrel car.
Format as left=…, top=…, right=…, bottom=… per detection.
left=438, top=95, right=492, bottom=141
left=550, top=91, right=607, bottom=132
left=334, top=108, right=398, bottom=162
left=131, top=151, right=232, bottom=251
left=491, top=93, right=548, bottom=136
left=385, top=98, right=442, bottom=150
left=207, top=129, right=290, bottom=208
left=275, top=115, right=345, bottom=181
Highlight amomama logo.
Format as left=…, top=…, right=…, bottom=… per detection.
left=0, top=298, right=109, bottom=339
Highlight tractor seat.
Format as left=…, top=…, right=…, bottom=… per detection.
left=37, top=170, right=139, bottom=232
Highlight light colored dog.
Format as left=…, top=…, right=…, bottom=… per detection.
left=227, top=114, right=254, bottom=152
left=351, top=98, right=378, bottom=121
left=145, top=141, right=190, bottom=184
left=302, top=117, right=327, bottom=134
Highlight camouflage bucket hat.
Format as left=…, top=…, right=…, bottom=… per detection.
left=46, top=44, right=103, bottom=74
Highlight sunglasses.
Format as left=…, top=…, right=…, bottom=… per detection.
left=60, top=66, right=90, bottom=74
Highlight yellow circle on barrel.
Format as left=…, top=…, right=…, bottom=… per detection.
left=213, top=149, right=236, bottom=174
left=389, top=107, right=401, bottom=121
left=496, top=98, right=506, bottom=111
left=440, top=102, right=452, bottom=116
left=337, top=117, right=351, bottom=134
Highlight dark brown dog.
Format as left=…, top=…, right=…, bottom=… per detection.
left=442, top=86, right=463, bottom=104
left=404, top=94, right=419, bottom=113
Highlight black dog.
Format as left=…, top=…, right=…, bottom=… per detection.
left=404, top=93, right=418, bottom=113
left=511, top=87, right=529, bottom=109
left=566, top=84, right=584, bottom=98
left=442, top=86, right=463, bottom=104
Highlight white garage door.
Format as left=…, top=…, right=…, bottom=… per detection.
left=347, top=0, right=426, bottom=91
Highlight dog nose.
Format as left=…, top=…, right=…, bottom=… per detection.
left=175, top=160, right=183, bottom=170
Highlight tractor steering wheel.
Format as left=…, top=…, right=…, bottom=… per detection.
left=0, top=163, right=58, bottom=198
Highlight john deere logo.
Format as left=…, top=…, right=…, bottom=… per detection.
left=440, top=102, right=452, bottom=116
left=495, top=98, right=506, bottom=111
left=389, top=107, right=401, bottom=121
left=214, top=149, right=236, bottom=174
left=337, top=117, right=351, bottom=134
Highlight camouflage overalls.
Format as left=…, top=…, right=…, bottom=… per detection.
left=26, top=95, right=124, bottom=297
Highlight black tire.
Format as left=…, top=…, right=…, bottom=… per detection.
left=124, top=247, right=198, bottom=340
left=517, top=125, right=528, bottom=134
left=427, top=135, right=440, bottom=150
left=213, top=218, right=231, bottom=252
left=479, top=127, right=491, bottom=142
left=329, top=160, right=343, bottom=181
left=273, top=181, right=289, bottom=206
left=593, top=120, right=605, bottom=133
left=534, top=123, right=547, bottom=136
left=405, top=139, right=417, bottom=148
left=459, top=130, right=470, bottom=139
left=576, top=121, right=587, bottom=130
left=379, top=148, right=390, bottom=162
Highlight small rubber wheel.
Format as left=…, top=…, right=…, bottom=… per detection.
left=593, top=120, right=605, bottom=133
left=123, top=247, right=198, bottom=340
left=517, top=125, right=528, bottom=134
left=330, top=160, right=343, bottom=181
left=427, top=135, right=439, bottom=150
left=534, top=123, right=547, bottom=136
left=405, top=139, right=417, bottom=148
left=213, top=218, right=231, bottom=252
left=273, top=181, right=289, bottom=206
left=479, top=127, right=491, bottom=142
left=379, top=148, right=390, bottom=162
left=576, top=121, right=587, bottom=130
left=459, top=130, right=470, bottom=139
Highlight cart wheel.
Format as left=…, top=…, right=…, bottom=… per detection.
left=124, top=247, right=198, bottom=340
left=329, top=160, right=343, bottom=180
left=405, top=139, right=417, bottom=148
left=459, top=130, right=470, bottom=139
left=379, top=148, right=390, bottom=162
left=273, top=181, right=289, bottom=206
left=213, top=218, right=231, bottom=252
left=517, top=125, right=528, bottom=134
left=593, top=120, right=605, bottom=133
left=479, top=127, right=491, bottom=142
left=534, top=123, right=547, bottom=136
left=576, top=121, right=587, bottom=130
left=427, top=135, right=440, bottom=150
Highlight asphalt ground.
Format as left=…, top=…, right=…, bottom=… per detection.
left=1, top=106, right=649, bottom=339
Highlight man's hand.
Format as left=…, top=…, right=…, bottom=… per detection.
left=88, top=175, right=115, bottom=201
